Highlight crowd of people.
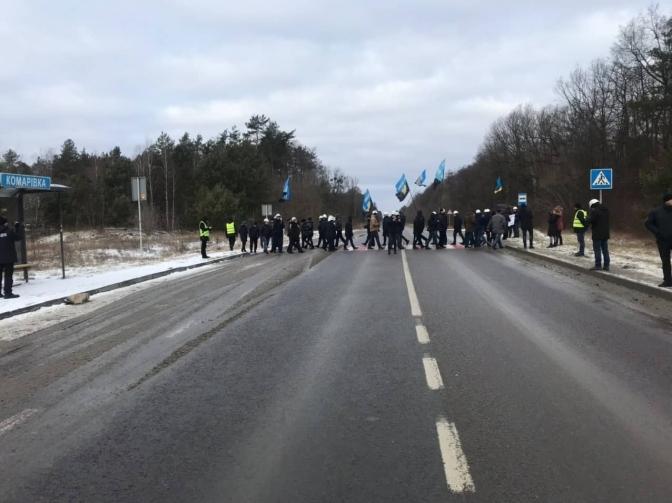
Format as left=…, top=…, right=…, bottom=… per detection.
left=196, top=192, right=672, bottom=288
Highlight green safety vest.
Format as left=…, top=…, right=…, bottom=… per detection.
left=226, top=222, right=236, bottom=235
left=573, top=210, right=587, bottom=229
left=199, top=220, right=210, bottom=238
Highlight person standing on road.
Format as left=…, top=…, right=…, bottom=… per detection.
left=239, top=221, right=249, bottom=253
left=367, top=211, right=383, bottom=249
left=225, top=219, right=237, bottom=251
left=198, top=216, right=212, bottom=259
left=586, top=199, right=610, bottom=271
left=488, top=209, right=507, bottom=250
left=0, top=216, right=23, bottom=299
left=438, top=208, right=448, bottom=248
left=482, top=209, right=492, bottom=246
left=413, top=210, right=427, bottom=249
left=327, top=215, right=338, bottom=251
left=645, top=193, right=672, bottom=288
left=271, top=214, right=284, bottom=253
left=464, top=211, right=476, bottom=248
left=427, top=211, right=439, bottom=249
left=572, top=203, right=588, bottom=257
left=304, top=217, right=315, bottom=249
left=518, top=203, right=534, bottom=249
left=335, top=216, right=347, bottom=250
left=388, top=212, right=400, bottom=255
left=512, top=206, right=520, bottom=238
left=344, top=216, right=358, bottom=250
left=381, top=213, right=390, bottom=247
left=261, top=218, right=272, bottom=254
left=452, top=210, right=464, bottom=245
left=398, top=210, right=410, bottom=247
left=287, top=217, right=303, bottom=253
left=249, top=221, right=259, bottom=254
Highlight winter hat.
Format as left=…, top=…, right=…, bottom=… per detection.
left=663, top=193, right=672, bottom=203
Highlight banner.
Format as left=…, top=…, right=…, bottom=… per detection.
left=362, top=190, right=372, bottom=213
left=494, top=176, right=503, bottom=194
left=279, top=176, right=291, bottom=202
left=395, top=174, right=410, bottom=202
left=433, top=159, right=445, bottom=187
left=415, top=169, right=427, bottom=187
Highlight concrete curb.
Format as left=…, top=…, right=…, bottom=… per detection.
left=0, top=253, right=247, bottom=321
left=505, top=246, right=672, bottom=301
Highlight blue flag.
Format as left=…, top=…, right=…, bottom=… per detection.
left=433, top=159, right=445, bottom=186
left=279, top=176, right=291, bottom=202
left=494, top=176, right=503, bottom=194
left=395, top=174, right=410, bottom=202
left=414, top=169, right=427, bottom=187
left=362, top=190, right=373, bottom=213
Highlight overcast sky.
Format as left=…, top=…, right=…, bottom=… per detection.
left=0, top=0, right=663, bottom=210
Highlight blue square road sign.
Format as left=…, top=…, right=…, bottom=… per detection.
left=590, top=168, right=612, bottom=190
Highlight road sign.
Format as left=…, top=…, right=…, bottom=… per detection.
left=517, top=192, right=527, bottom=205
left=590, top=168, right=613, bottom=190
left=131, top=177, right=147, bottom=202
left=0, top=172, right=51, bottom=190
left=261, top=204, right=273, bottom=216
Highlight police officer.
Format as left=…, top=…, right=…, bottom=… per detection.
left=572, top=203, right=588, bottom=257
left=317, top=215, right=327, bottom=249
left=249, top=221, right=259, bottom=253
left=398, top=210, right=409, bottom=248
left=303, top=217, right=315, bottom=249
left=239, top=221, right=249, bottom=252
left=225, top=219, right=237, bottom=251
left=287, top=217, right=303, bottom=253
left=413, top=210, right=427, bottom=249
left=482, top=209, right=492, bottom=246
left=645, top=193, right=672, bottom=288
left=327, top=215, right=337, bottom=251
left=387, top=212, right=400, bottom=255
left=344, top=216, right=358, bottom=250
left=271, top=214, right=284, bottom=253
left=198, top=216, right=212, bottom=258
left=452, top=210, right=464, bottom=245
left=438, top=208, right=448, bottom=248
left=335, top=216, right=346, bottom=249
left=261, top=218, right=272, bottom=254
left=0, top=216, right=23, bottom=299
left=427, top=211, right=439, bottom=248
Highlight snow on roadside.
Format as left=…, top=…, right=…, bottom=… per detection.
left=1, top=250, right=242, bottom=319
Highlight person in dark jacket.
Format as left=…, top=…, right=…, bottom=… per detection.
left=344, top=216, right=358, bottom=250
left=452, top=210, right=464, bottom=245
left=334, top=216, right=347, bottom=250
left=413, top=210, right=428, bottom=249
left=547, top=209, right=560, bottom=248
left=317, top=215, right=326, bottom=249
left=287, top=217, right=303, bottom=253
left=303, top=217, right=315, bottom=249
left=518, top=203, right=534, bottom=249
left=487, top=209, right=508, bottom=250
left=381, top=213, right=390, bottom=247
left=326, top=215, right=337, bottom=251
left=438, top=209, right=448, bottom=248
left=464, top=211, right=476, bottom=248
left=261, top=218, right=272, bottom=254
left=645, top=193, right=672, bottom=287
left=572, top=203, right=588, bottom=257
left=271, top=214, right=285, bottom=253
left=586, top=199, right=610, bottom=271
left=427, top=211, right=439, bottom=248
left=239, top=222, right=249, bottom=252
left=388, top=213, right=400, bottom=255
left=482, top=209, right=492, bottom=246
left=0, top=216, right=23, bottom=299
left=249, top=222, right=259, bottom=253
left=512, top=206, right=520, bottom=238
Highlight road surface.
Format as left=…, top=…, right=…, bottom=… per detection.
left=1, top=245, right=671, bottom=502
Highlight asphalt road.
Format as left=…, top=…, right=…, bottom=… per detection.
left=1, top=243, right=672, bottom=502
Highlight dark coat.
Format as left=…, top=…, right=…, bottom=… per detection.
left=0, top=221, right=23, bottom=264
left=453, top=214, right=463, bottom=230
left=518, top=207, right=534, bottom=230
left=345, top=220, right=354, bottom=237
left=645, top=205, right=672, bottom=244
left=239, top=224, right=248, bottom=240
left=547, top=213, right=559, bottom=236
left=249, top=224, right=259, bottom=240
left=272, top=220, right=284, bottom=237
left=438, top=213, right=448, bottom=231
left=413, top=214, right=425, bottom=234
left=288, top=221, right=301, bottom=239
left=262, top=223, right=272, bottom=238
left=382, top=216, right=391, bottom=235
left=587, top=204, right=610, bottom=240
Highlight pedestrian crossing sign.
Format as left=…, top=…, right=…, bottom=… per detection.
left=590, top=168, right=613, bottom=190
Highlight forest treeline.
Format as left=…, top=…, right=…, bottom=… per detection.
left=0, top=115, right=361, bottom=231
left=414, top=7, right=672, bottom=231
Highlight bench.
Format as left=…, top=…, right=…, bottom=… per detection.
left=14, top=263, right=33, bottom=283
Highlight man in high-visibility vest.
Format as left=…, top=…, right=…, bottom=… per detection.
left=199, top=217, right=212, bottom=259
left=225, top=220, right=236, bottom=251
left=572, top=203, right=588, bottom=257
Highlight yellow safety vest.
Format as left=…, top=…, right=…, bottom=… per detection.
left=226, top=222, right=236, bottom=235
left=573, top=210, right=587, bottom=229
left=199, top=220, right=210, bottom=238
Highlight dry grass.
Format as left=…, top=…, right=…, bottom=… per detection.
left=25, top=228, right=230, bottom=271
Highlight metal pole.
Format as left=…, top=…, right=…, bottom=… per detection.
left=137, top=177, right=143, bottom=252
left=58, top=192, right=65, bottom=279
left=17, top=192, right=28, bottom=282
left=599, top=189, right=602, bottom=204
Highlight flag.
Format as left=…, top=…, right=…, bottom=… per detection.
left=362, top=190, right=373, bottom=213
left=433, top=159, right=445, bottom=187
left=279, top=176, right=291, bottom=202
left=395, top=174, right=410, bottom=202
left=494, top=176, right=503, bottom=194
left=414, top=169, right=427, bottom=187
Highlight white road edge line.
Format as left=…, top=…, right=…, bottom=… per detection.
left=401, top=250, right=422, bottom=317
left=436, top=417, right=476, bottom=493
left=416, top=324, right=430, bottom=344
left=0, top=408, right=39, bottom=436
left=422, top=356, right=444, bottom=390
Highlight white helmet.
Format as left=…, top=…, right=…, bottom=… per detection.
left=328, top=215, right=335, bottom=221
left=431, top=211, right=437, bottom=214
left=274, top=213, right=281, bottom=219
left=453, top=210, right=459, bottom=215
left=291, top=217, right=297, bottom=222
left=263, top=218, right=269, bottom=223
left=475, top=209, right=481, bottom=214
left=588, top=198, right=599, bottom=207
left=372, top=210, right=378, bottom=214
left=513, top=206, right=518, bottom=210
left=484, top=208, right=491, bottom=213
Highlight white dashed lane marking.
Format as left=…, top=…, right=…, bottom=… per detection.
left=422, top=356, right=445, bottom=390
left=415, top=324, right=430, bottom=344
left=436, top=417, right=476, bottom=493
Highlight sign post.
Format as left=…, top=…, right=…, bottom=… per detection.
left=261, top=204, right=273, bottom=218
left=131, top=177, right=147, bottom=251
left=589, top=168, right=613, bottom=204
left=517, top=192, right=528, bottom=206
